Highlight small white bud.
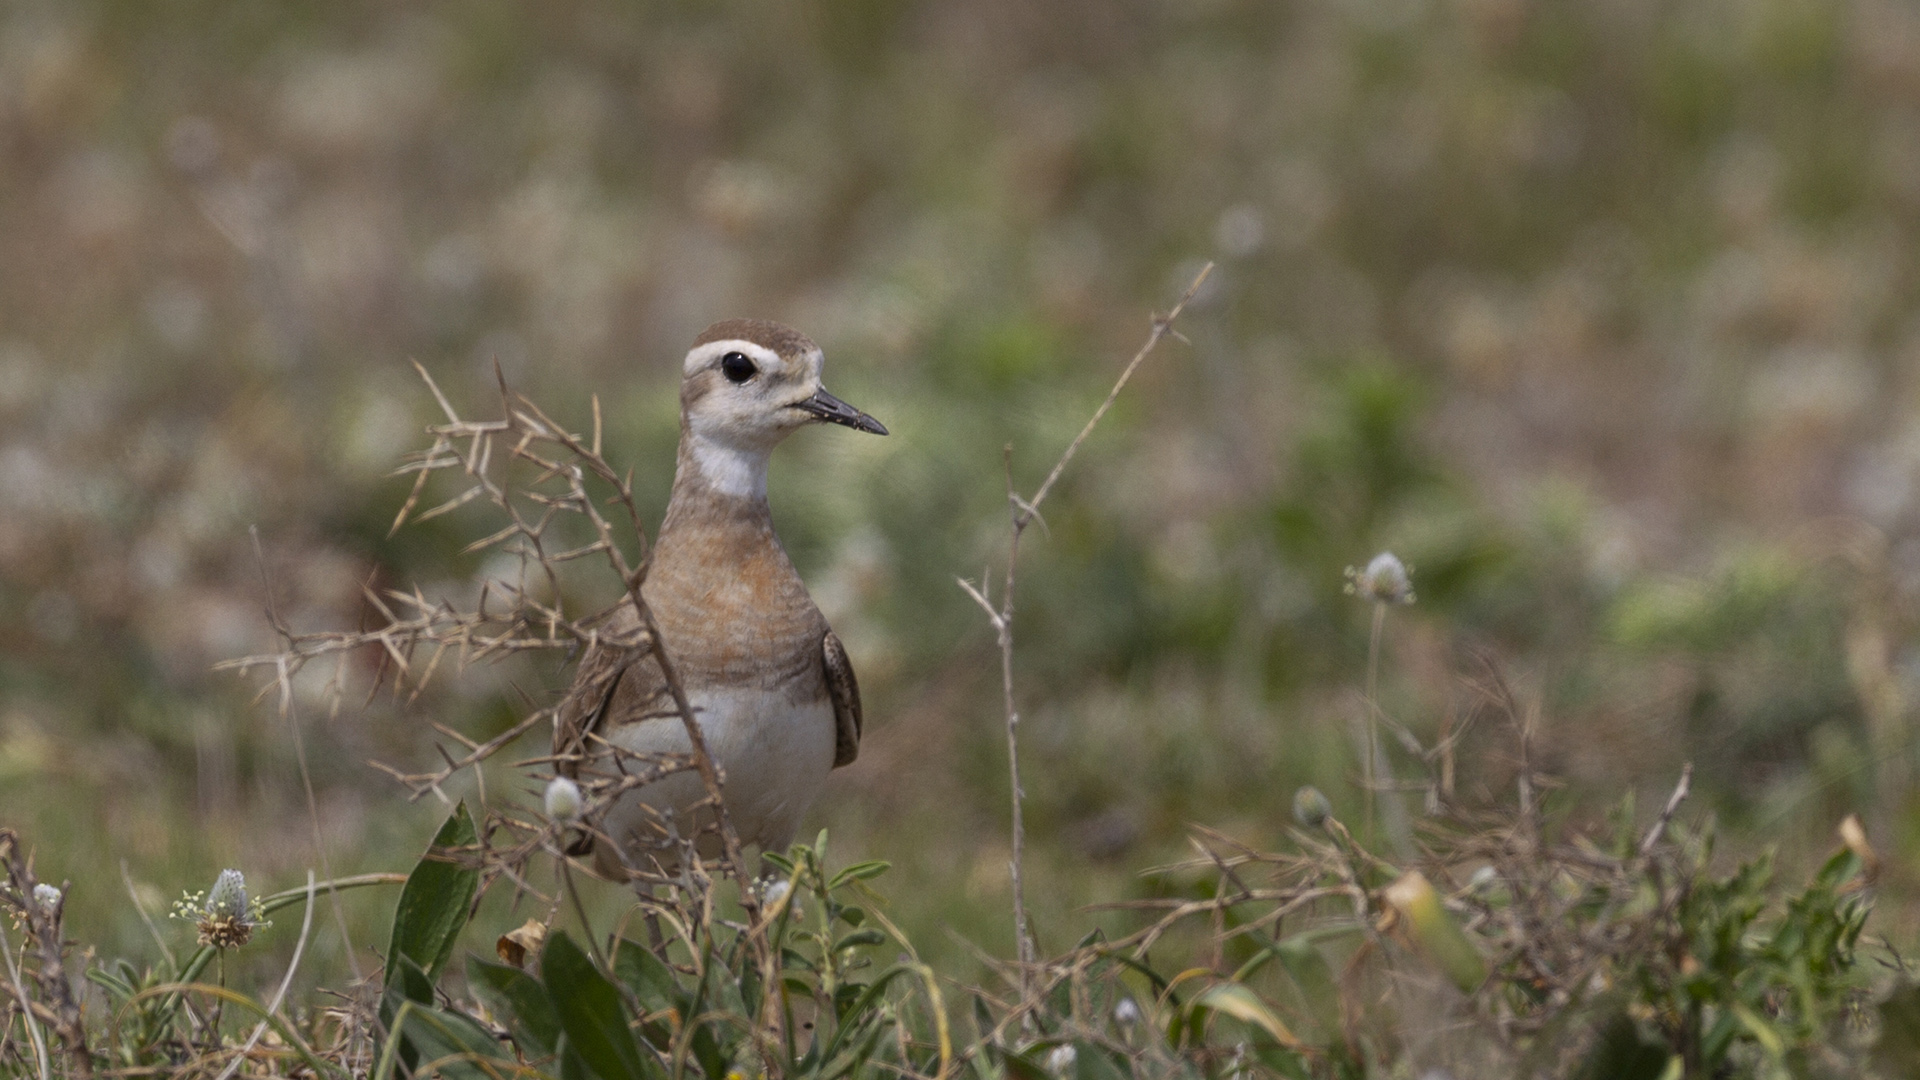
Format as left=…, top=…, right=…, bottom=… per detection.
left=1345, top=551, right=1415, bottom=605
left=1113, top=997, right=1141, bottom=1026
left=544, top=776, right=583, bottom=822
left=1045, top=1044, right=1077, bottom=1074
left=32, top=884, right=61, bottom=913
left=763, top=879, right=791, bottom=908
left=1292, top=786, right=1333, bottom=829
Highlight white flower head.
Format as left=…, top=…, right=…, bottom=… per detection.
left=1045, top=1044, right=1077, bottom=1074
left=543, top=776, right=584, bottom=822
left=1113, top=997, right=1142, bottom=1026
left=174, top=869, right=266, bottom=949
left=1345, top=551, right=1415, bottom=605
left=206, top=869, right=249, bottom=920
left=32, top=884, right=61, bottom=913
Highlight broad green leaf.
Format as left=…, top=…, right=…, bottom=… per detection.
left=378, top=954, right=437, bottom=1075
left=469, top=953, right=561, bottom=1059
left=397, top=1004, right=515, bottom=1080
left=610, top=938, right=680, bottom=1015
left=543, top=930, right=649, bottom=1080
left=384, top=803, right=479, bottom=987
left=380, top=955, right=513, bottom=1080
left=1381, top=871, right=1487, bottom=992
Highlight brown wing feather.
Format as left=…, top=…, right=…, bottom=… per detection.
left=554, top=605, right=671, bottom=860
left=554, top=605, right=661, bottom=776
left=822, top=629, right=863, bottom=768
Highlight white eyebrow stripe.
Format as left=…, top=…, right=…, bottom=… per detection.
left=683, top=339, right=785, bottom=377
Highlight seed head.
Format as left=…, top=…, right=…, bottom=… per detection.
left=1113, top=997, right=1142, bottom=1026
left=1292, top=785, right=1333, bottom=829
left=544, top=776, right=584, bottom=822
left=32, top=884, right=61, bottom=914
left=1045, top=1045, right=1077, bottom=1074
left=174, top=869, right=266, bottom=949
left=1345, top=551, right=1415, bottom=605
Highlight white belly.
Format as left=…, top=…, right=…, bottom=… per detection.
left=596, top=687, right=835, bottom=875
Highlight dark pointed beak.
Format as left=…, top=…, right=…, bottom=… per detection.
left=792, top=388, right=888, bottom=435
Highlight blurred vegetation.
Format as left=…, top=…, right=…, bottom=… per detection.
left=0, top=0, right=1917, bottom=1054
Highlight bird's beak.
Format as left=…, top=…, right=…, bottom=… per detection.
left=792, top=388, right=888, bottom=435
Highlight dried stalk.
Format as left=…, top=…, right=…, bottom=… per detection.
left=958, top=262, right=1213, bottom=997
left=0, top=831, right=92, bottom=1079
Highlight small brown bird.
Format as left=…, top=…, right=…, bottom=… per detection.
left=554, top=319, right=887, bottom=880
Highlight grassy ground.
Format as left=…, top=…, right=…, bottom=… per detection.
left=0, top=0, right=1916, bottom=1063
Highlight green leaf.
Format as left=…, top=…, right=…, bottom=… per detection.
left=817, top=964, right=920, bottom=1063
left=384, top=803, right=479, bottom=988
left=1193, top=983, right=1301, bottom=1049
left=378, top=955, right=513, bottom=1080
left=378, top=954, right=436, bottom=1074
left=1381, top=871, right=1487, bottom=993
left=828, top=860, right=892, bottom=888
left=543, top=930, right=649, bottom=1080
left=834, top=929, right=888, bottom=951
left=994, top=1045, right=1051, bottom=1080
left=610, top=938, right=680, bottom=1015
left=469, top=954, right=561, bottom=1059
left=396, top=1004, right=514, bottom=1080
left=85, top=967, right=136, bottom=1001
left=1730, top=1003, right=1785, bottom=1058
left=1250, top=1043, right=1314, bottom=1080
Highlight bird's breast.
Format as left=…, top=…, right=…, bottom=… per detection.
left=644, top=515, right=827, bottom=690
left=600, top=686, right=837, bottom=851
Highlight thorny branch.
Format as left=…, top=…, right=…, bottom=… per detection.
left=219, top=362, right=764, bottom=930
left=0, top=831, right=92, bottom=1079
left=958, top=262, right=1213, bottom=999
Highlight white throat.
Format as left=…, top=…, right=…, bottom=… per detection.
left=686, top=432, right=771, bottom=500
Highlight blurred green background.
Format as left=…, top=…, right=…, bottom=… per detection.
left=1, top=0, right=1916, bottom=991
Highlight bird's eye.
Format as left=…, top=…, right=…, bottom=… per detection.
left=720, top=351, right=757, bottom=383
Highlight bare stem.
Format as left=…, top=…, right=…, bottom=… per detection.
left=960, top=262, right=1213, bottom=1002
left=1365, top=601, right=1384, bottom=837
left=1639, top=762, right=1694, bottom=859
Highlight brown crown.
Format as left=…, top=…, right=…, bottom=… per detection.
left=692, top=318, right=817, bottom=359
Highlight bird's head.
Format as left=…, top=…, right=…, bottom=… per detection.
left=677, top=319, right=887, bottom=498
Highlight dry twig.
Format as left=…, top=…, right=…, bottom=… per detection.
left=957, top=262, right=1214, bottom=999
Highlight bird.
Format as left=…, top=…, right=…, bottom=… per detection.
left=552, top=319, right=887, bottom=882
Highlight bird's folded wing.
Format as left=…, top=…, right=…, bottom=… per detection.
left=554, top=606, right=666, bottom=775
left=823, top=629, right=863, bottom=768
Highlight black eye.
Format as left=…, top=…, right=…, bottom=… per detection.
left=720, top=351, right=757, bottom=383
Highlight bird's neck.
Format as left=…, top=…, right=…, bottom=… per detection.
left=673, top=429, right=773, bottom=504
